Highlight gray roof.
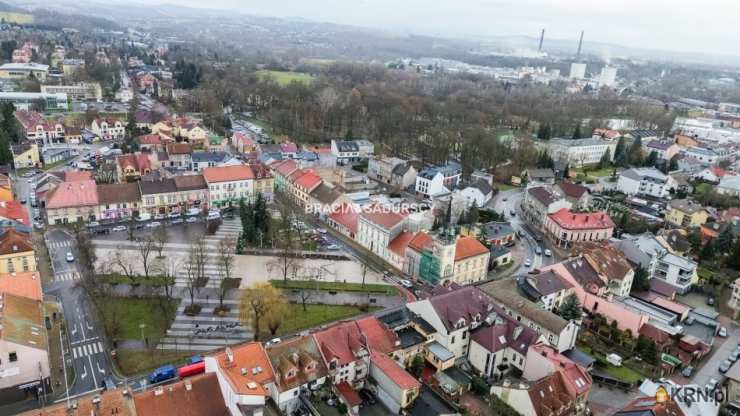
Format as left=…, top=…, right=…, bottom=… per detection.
left=620, top=167, right=667, bottom=183
left=719, top=175, right=740, bottom=191
left=139, top=178, right=177, bottom=195
left=481, top=221, right=515, bottom=239
left=191, top=151, right=229, bottom=163
left=427, top=341, right=454, bottom=361
left=526, top=168, right=555, bottom=179
left=480, top=278, right=570, bottom=334
left=469, top=179, right=493, bottom=196
left=334, top=140, right=359, bottom=152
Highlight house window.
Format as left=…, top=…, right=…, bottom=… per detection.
left=450, top=336, right=455, bottom=344
left=9, top=352, right=17, bottom=362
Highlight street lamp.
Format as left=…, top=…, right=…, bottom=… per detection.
left=139, top=323, right=146, bottom=342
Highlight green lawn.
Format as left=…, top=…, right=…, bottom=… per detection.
left=115, top=349, right=194, bottom=377
left=272, top=304, right=380, bottom=338
left=575, top=166, right=615, bottom=178
left=495, top=182, right=517, bottom=191
left=256, top=70, right=314, bottom=86
left=98, top=297, right=179, bottom=343
left=271, top=279, right=398, bottom=296
left=694, top=183, right=712, bottom=197
left=603, top=364, right=644, bottom=384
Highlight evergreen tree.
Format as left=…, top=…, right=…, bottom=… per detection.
left=557, top=294, right=582, bottom=320
left=614, top=137, right=626, bottom=158
left=645, top=151, right=658, bottom=167
left=599, top=148, right=611, bottom=169
left=644, top=340, right=659, bottom=365
left=467, top=201, right=480, bottom=225
left=0, top=130, right=11, bottom=165
left=631, top=265, right=650, bottom=293
left=716, top=227, right=734, bottom=253
left=668, top=156, right=679, bottom=172
left=628, top=137, right=643, bottom=166
left=729, top=239, right=740, bottom=270
left=572, top=123, right=582, bottom=140
left=700, top=241, right=715, bottom=261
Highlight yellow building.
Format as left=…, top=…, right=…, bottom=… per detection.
left=0, top=229, right=36, bottom=273
left=11, top=143, right=39, bottom=169
left=666, top=199, right=709, bottom=228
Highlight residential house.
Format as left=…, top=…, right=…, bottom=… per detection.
left=139, top=178, right=178, bottom=215
left=489, top=246, right=513, bottom=269
left=644, top=140, right=680, bottom=161
left=0, top=200, right=29, bottom=228
left=517, top=270, right=575, bottom=311
left=453, top=237, right=490, bottom=285
left=0, top=293, right=49, bottom=396
left=11, top=143, right=39, bottom=169
left=137, top=134, right=164, bottom=152
left=165, top=142, right=193, bottom=170
left=616, top=233, right=698, bottom=294
left=191, top=151, right=241, bottom=172
left=331, top=140, right=361, bottom=165
left=328, top=204, right=360, bottom=239
left=543, top=209, right=614, bottom=248
left=478, top=221, right=516, bottom=246
left=0, top=229, right=35, bottom=274
left=665, top=199, right=709, bottom=228
left=249, top=162, right=274, bottom=203
left=524, top=168, right=556, bottom=185
left=480, top=279, right=579, bottom=352
left=726, top=360, right=740, bottom=413
left=307, top=183, right=343, bottom=218
left=117, top=153, right=153, bottom=181
left=730, top=278, right=740, bottom=320
left=133, top=372, right=229, bottom=416
left=96, top=183, right=141, bottom=221
left=368, top=157, right=406, bottom=184
left=90, top=117, right=125, bottom=140
left=264, top=335, right=328, bottom=414
left=18, top=390, right=136, bottom=416
left=522, top=343, right=592, bottom=415
left=415, top=163, right=462, bottom=199
left=369, top=351, right=421, bottom=413
left=289, top=170, right=322, bottom=208
left=617, top=168, right=675, bottom=198
left=457, top=180, right=494, bottom=207
left=41, top=148, right=74, bottom=165
left=203, top=165, right=255, bottom=207
left=173, top=174, right=209, bottom=214
left=391, top=163, right=417, bottom=190
left=231, top=132, right=256, bottom=154
left=270, top=159, right=299, bottom=192
left=313, top=320, right=371, bottom=389
left=717, top=175, right=740, bottom=197
left=14, top=111, right=65, bottom=143
left=694, top=167, right=726, bottom=183
left=570, top=242, right=635, bottom=297
left=279, top=142, right=299, bottom=159
left=554, top=181, right=591, bottom=210
left=204, top=343, right=275, bottom=416
left=46, top=180, right=99, bottom=224
left=522, top=186, right=572, bottom=231
left=683, top=146, right=719, bottom=164
left=491, top=367, right=577, bottom=416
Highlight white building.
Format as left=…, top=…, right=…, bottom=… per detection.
left=569, top=63, right=586, bottom=79
left=415, top=163, right=462, bottom=198
left=0, top=294, right=50, bottom=394
left=547, top=137, right=616, bottom=167
left=40, top=82, right=102, bottom=101
left=202, top=165, right=255, bottom=207
left=683, top=146, right=719, bottom=164
left=599, top=66, right=617, bottom=87
left=90, top=117, right=125, bottom=140
left=0, top=92, right=68, bottom=111
left=616, top=233, right=698, bottom=294
left=357, top=211, right=407, bottom=265
left=205, top=343, right=274, bottom=416
left=456, top=180, right=494, bottom=207
left=617, top=167, right=675, bottom=198
left=718, top=175, right=740, bottom=197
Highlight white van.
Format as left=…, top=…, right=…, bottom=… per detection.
left=207, top=211, right=221, bottom=221
left=136, top=213, right=151, bottom=222
left=186, top=208, right=201, bottom=216
left=606, top=353, right=623, bottom=367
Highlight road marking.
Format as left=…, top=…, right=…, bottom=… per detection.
left=80, top=363, right=87, bottom=380
left=72, top=347, right=78, bottom=359
left=97, top=362, right=105, bottom=374
left=88, top=355, right=98, bottom=387
left=97, top=342, right=103, bottom=352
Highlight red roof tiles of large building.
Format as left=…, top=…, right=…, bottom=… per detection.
left=203, top=165, right=255, bottom=183
left=63, top=170, right=93, bottom=182
left=455, top=237, right=489, bottom=261
left=0, top=229, right=33, bottom=255
left=548, top=209, right=614, bottom=231
left=117, top=153, right=152, bottom=173
left=314, top=320, right=368, bottom=367
left=293, top=171, right=322, bottom=190
left=0, top=272, right=42, bottom=301
left=388, top=231, right=415, bottom=257
left=355, top=316, right=398, bottom=354
left=133, top=372, right=229, bottom=416
left=0, top=200, right=29, bottom=226
left=471, top=317, right=539, bottom=356
left=369, top=351, right=420, bottom=390
left=248, top=162, right=273, bottom=179
left=264, top=334, right=328, bottom=393
left=210, top=342, right=274, bottom=397
left=531, top=343, right=591, bottom=397
left=527, top=371, right=576, bottom=416
left=427, top=286, right=498, bottom=331
left=329, top=204, right=359, bottom=234
left=47, top=180, right=98, bottom=208
left=137, top=134, right=162, bottom=145
left=557, top=181, right=589, bottom=199
left=336, top=382, right=363, bottom=407
left=408, top=231, right=433, bottom=252
left=361, top=211, right=406, bottom=230
left=280, top=142, right=299, bottom=153
left=272, top=159, right=299, bottom=177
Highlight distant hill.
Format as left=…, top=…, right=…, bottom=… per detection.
left=0, top=1, right=33, bottom=24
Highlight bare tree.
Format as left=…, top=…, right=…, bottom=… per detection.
left=361, top=262, right=368, bottom=289
left=155, top=256, right=180, bottom=302
left=112, top=251, right=138, bottom=285
left=192, top=239, right=208, bottom=287
left=184, top=244, right=200, bottom=311
left=135, top=237, right=156, bottom=280
left=153, top=227, right=168, bottom=258
left=216, top=237, right=236, bottom=311
left=239, top=282, right=287, bottom=341
left=267, top=226, right=299, bottom=283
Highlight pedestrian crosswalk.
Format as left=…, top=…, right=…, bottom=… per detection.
left=47, top=240, right=72, bottom=250
left=71, top=342, right=104, bottom=359
left=55, top=271, right=80, bottom=282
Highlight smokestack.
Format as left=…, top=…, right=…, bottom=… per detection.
left=576, top=30, right=584, bottom=58
left=538, top=29, right=545, bottom=52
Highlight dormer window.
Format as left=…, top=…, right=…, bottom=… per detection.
left=285, top=368, right=297, bottom=379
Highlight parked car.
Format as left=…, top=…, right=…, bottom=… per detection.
left=400, top=279, right=413, bottom=289
left=524, top=259, right=532, bottom=267
left=20, top=198, right=26, bottom=204
left=186, top=217, right=198, bottom=223
left=147, top=221, right=162, bottom=228
left=707, top=378, right=719, bottom=392
left=535, top=247, right=542, bottom=255
left=111, top=225, right=127, bottom=232
left=33, top=221, right=43, bottom=229
left=681, top=366, right=694, bottom=377
left=326, top=244, right=340, bottom=251
left=720, top=359, right=733, bottom=373
left=707, top=296, right=715, bottom=306
left=168, top=212, right=181, bottom=218
left=720, top=327, right=728, bottom=337
left=170, top=218, right=183, bottom=225
left=359, top=389, right=377, bottom=405
left=153, top=214, right=166, bottom=220
left=729, top=350, right=739, bottom=363
left=65, top=252, right=74, bottom=262
left=147, top=364, right=176, bottom=384
left=87, top=221, right=100, bottom=228
left=207, top=212, right=221, bottom=220
left=544, top=249, right=552, bottom=257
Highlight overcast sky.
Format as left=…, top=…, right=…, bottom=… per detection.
left=164, top=0, right=740, bottom=56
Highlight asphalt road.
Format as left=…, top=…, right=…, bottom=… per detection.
left=43, top=228, right=117, bottom=399
left=487, top=188, right=558, bottom=275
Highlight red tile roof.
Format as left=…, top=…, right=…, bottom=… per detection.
left=280, top=142, right=298, bottom=153
left=203, top=165, right=255, bottom=183
left=0, top=229, right=33, bottom=255
left=336, top=382, right=363, bottom=407
left=355, top=316, right=398, bottom=354
left=63, top=171, right=92, bottom=182
left=369, top=351, right=420, bottom=390
left=293, top=171, right=322, bottom=190
left=211, top=342, right=274, bottom=397
left=531, top=343, right=591, bottom=397
left=455, top=237, right=489, bottom=261
left=361, top=211, right=406, bottom=230
left=47, top=180, right=98, bottom=208
left=527, top=372, right=576, bottom=416
left=408, top=231, right=433, bottom=252
left=314, top=321, right=367, bottom=366
left=133, top=372, right=229, bottom=416
left=639, top=323, right=672, bottom=346
left=272, top=159, right=299, bottom=177
left=388, top=231, right=415, bottom=257
left=0, top=272, right=42, bottom=301
left=0, top=200, right=29, bottom=225
left=137, top=134, right=162, bottom=145
left=548, top=209, right=614, bottom=231
left=329, top=204, right=359, bottom=234
left=117, top=153, right=152, bottom=173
